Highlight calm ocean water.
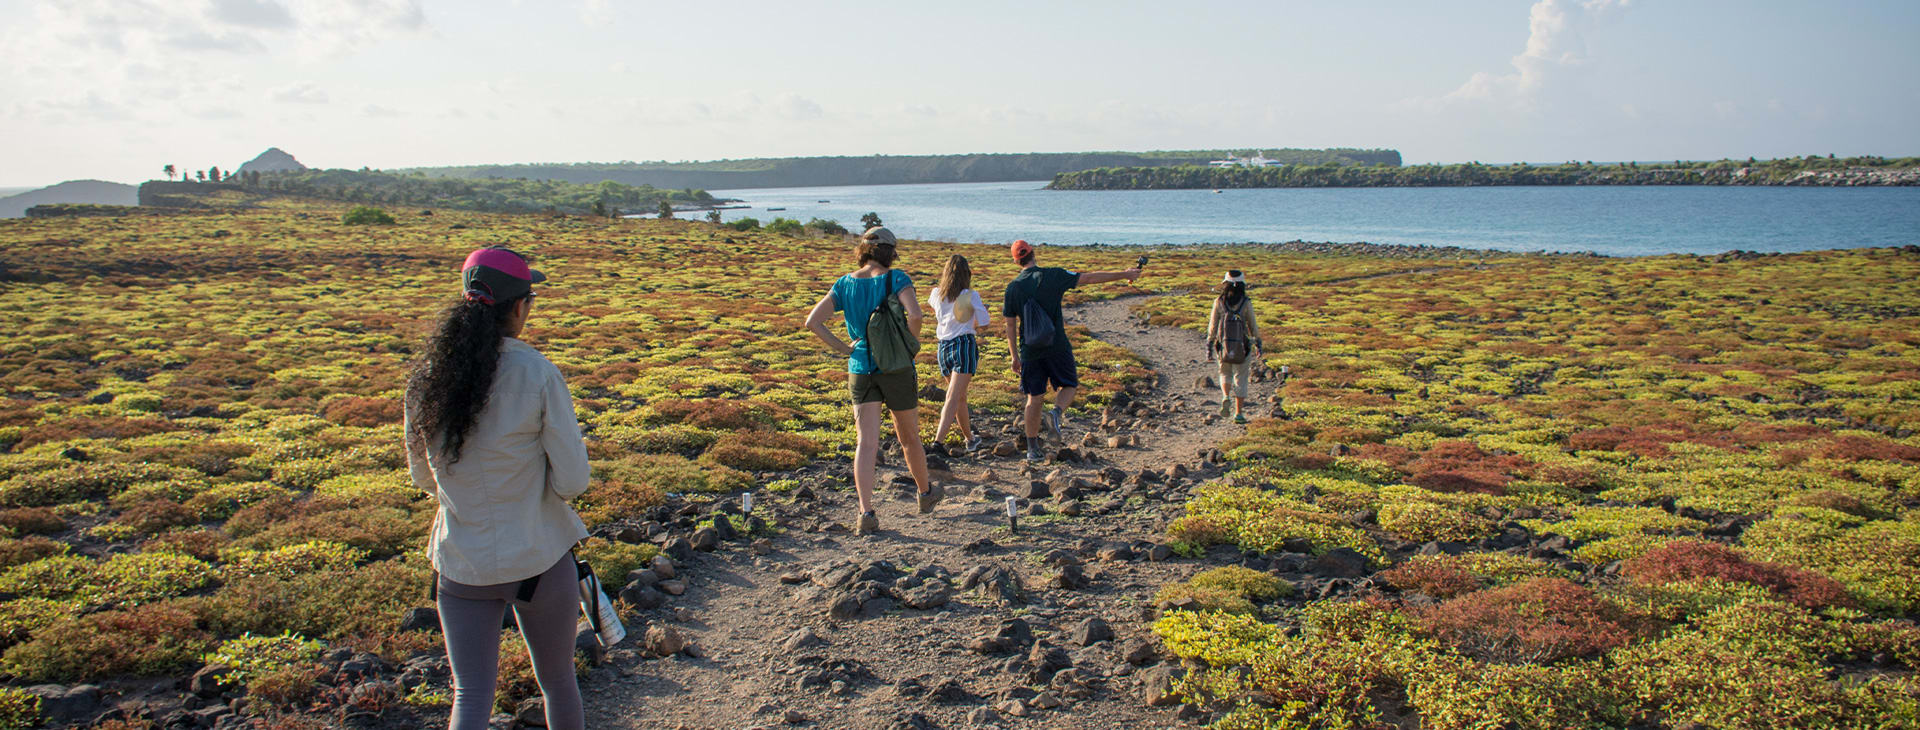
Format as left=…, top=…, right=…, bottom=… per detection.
left=706, top=181, right=1920, bottom=256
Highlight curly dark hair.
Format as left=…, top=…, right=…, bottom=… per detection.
left=406, top=297, right=519, bottom=464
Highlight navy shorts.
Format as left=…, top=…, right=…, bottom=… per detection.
left=1018, top=350, right=1079, bottom=396
left=937, top=334, right=979, bottom=377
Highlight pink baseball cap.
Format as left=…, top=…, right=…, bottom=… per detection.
left=460, top=247, right=546, bottom=304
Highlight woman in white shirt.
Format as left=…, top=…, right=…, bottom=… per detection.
left=405, top=246, right=588, bottom=730
left=929, top=254, right=989, bottom=453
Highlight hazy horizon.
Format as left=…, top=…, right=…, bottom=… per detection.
left=3, top=0, right=1916, bottom=189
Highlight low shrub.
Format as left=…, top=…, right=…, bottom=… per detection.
left=0, top=687, right=38, bottom=730
left=1624, top=540, right=1854, bottom=610
left=202, top=632, right=326, bottom=688
left=698, top=431, right=822, bottom=472
left=341, top=206, right=396, bottom=226
left=1381, top=557, right=1483, bottom=599
left=0, top=537, right=67, bottom=570
left=95, top=551, right=218, bottom=606
left=0, top=597, right=76, bottom=648
left=591, top=454, right=751, bottom=495
left=0, top=463, right=196, bottom=507
left=1, top=601, right=211, bottom=681
left=1167, top=484, right=1384, bottom=563
left=1415, top=577, right=1643, bottom=663
left=220, top=540, right=368, bottom=580
left=245, top=663, right=327, bottom=709
left=321, top=396, right=401, bottom=427
left=1378, top=501, right=1498, bottom=543
left=0, top=555, right=94, bottom=600
left=645, top=398, right=794, bottom=430
left=112, top=498, right=201, bottom=535
left=1152, top=583, right=1255, bottom=615
left=575, top=538, right=659, bottom=584
left=1155, top=565, right=1293, bottom=614
left=0, top=507, right=64, bottom=536
left=1189, top=565, right=1293, bottom=601
left=186, top=482, right=289, bottom=521
left=227, top=500, right=425, bottom=559
left=575, top=480, right=664, bottom=527
left=140, top=528, right=231, bottom=561
left=1608, top=600, right=1889, bottom=729
left=193, top=559, right=430, bottom=641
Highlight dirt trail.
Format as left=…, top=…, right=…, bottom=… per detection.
left=582, top=294, right=1278, bottom=730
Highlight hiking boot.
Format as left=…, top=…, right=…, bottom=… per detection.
left=855, top=511, right=879, bottom=535
left=965, top=435, right=984, bottom=454
left=917, top=483, right=945, bottom=514
left=1218, top=400, right=1232, bottom=417
left=1234, top=411, right=1247, bottom=424
left=1046, top=408, right=1064, bottom=441
left=1025, top=443, right=1045, bottom=462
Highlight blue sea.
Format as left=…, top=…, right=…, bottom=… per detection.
left=705, top=181, right=1920, bottom=256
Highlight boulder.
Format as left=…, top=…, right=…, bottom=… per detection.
left=1067, top=618, right=1113, bottom=646
left=1312, top=548, right=1370, bottom=578
left=1140, top=664, right=1185, bottom=707
left=783, top=628, right=827, bottom=652
left=691, top=527, right=720, bottom=552
left=643, top=625, right=688, bottom=656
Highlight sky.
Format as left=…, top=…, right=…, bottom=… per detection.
left=2, top=0, right=1917, bottom=187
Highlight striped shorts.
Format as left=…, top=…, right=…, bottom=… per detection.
left=937, top=334, right=980, bottom=377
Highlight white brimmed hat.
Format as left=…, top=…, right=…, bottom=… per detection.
left=1223, top=270, right=1245, bottom=284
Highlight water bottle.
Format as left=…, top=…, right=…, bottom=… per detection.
left=742, top=493, right=754, bottom=514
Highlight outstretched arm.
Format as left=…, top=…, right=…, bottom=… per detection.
left=806, top=292, right=854, bottom=357
left=1075, top=268, right=1142, bottom=287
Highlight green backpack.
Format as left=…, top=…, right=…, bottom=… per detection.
left=866, top=270, right=920, bottom=373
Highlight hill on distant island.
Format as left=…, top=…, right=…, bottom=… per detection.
left=0, top=180, right=137, bottom=218
left=237, top=147, right=308, bottom=175
left=406, top=149, right=1402, bottom=191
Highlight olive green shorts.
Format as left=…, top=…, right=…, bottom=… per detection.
left=850, top=368, right=918, bottom=412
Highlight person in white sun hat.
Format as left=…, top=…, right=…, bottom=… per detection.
left=1206, top=269, right=1263, bottom=423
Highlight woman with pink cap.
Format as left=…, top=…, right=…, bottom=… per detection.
left=405, top=246, right=589, bottom=730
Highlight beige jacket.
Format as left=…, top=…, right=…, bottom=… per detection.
left=406, top=338, right=591, bottom=586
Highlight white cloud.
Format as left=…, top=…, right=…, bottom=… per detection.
left=363, top=104, right=399, bottom=118
left=271, top=83, right=329, bottom=104
left=0, top=0, right=427, bottom=125
left=210, top=0, right=297, bottom=30
left=1423, top=0, right=1634, bottom=110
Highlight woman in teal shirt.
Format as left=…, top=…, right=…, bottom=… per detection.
left=805, top=227, right=941, bottom=535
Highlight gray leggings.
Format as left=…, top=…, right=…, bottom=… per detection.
left=437, top=556, right=583, bottom=730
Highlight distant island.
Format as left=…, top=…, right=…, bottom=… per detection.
left=1047, top=155, right=1920, bottom=190
left=404, top=149, right=1403, bottom=191
left=0, top=180, right=136, bottom=218
left=137, top=148, right=711, bottom=217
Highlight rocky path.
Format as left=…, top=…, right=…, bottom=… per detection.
left=580, top=294, right=1279, bottom=730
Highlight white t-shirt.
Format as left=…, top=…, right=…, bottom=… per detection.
left=929, top=287, right=989, bottom=341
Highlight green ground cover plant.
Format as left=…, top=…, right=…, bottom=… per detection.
left=0, top=199, right=1159, bottom=697
left=2, top=197, right=1914, bottom=726
left=1136, top=244, right=1920, bottom=726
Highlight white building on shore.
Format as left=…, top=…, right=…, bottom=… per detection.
left=1208, top=153, right=1285, bottom=168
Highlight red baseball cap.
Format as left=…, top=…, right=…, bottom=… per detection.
left=1010, top=239, right=1034, bottom=261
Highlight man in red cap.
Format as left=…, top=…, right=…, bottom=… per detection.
left=1001, top=239, right=1140, bottom=461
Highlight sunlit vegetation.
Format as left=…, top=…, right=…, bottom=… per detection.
left=1140, top=244, right=1920, bottom=726
left=0, top=198, right=1163, bottom=698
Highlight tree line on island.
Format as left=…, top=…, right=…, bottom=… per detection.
left=142, top=166, right=714, bottom=217
left=1048, top=155, right=1920, bottom=190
